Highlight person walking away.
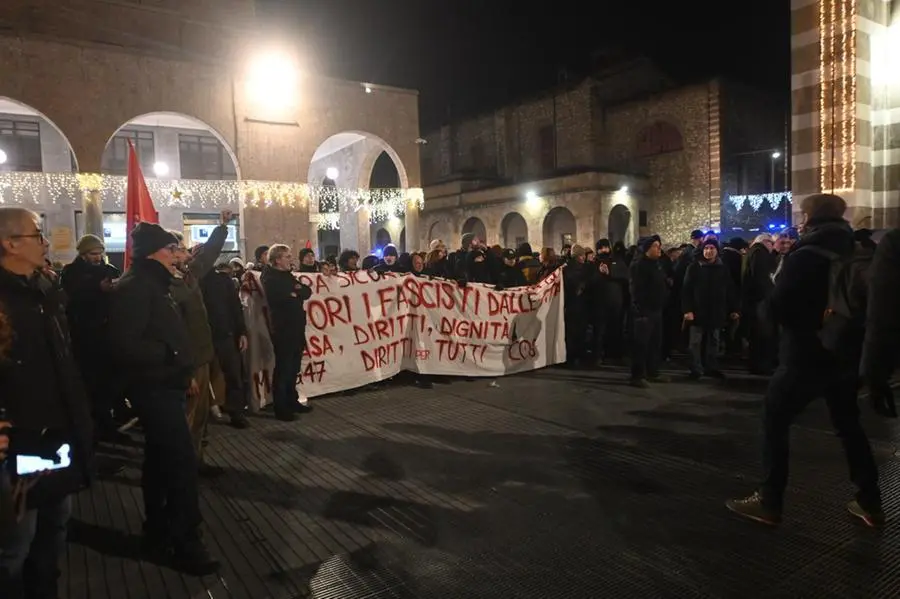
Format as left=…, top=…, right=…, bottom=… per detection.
left=726, top=193, right=882, bottom=527
left=60, top=234, right=126, bottom=440
left=261, top=244, right=312, bottom=422
left=0, top=207, right=94, bottom=598
left=742, top=234, right=777, bottom=374
left=681, top=238, right=739, bottom=379
left=108, top=222, right=219, bottom=574
left=629, top=236, right=669, bottom=387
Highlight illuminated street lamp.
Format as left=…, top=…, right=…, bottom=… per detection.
left=0, top=149, right=7, bottom=165
left=326, top=167, right=339, bottom=180
left=247, top=51, right=299, bottom=109
left=153, top=161, right=169, bottom=177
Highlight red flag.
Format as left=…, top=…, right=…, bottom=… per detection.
left=305, top=240, right=312, bottom=249
left=124, top=139, right=159, bottom=269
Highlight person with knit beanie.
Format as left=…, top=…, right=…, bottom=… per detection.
left=75, top=234, right=105, bottom=259
left=727, top=192, right=883, bottom=529
left=628, top=235, right=669, bottom=387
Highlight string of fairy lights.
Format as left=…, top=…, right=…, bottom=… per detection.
left=818, top=0, right=857, bottom=192
left=0, top=172, right=424, bottom=229
left=727, top=192, right=792, bottom=212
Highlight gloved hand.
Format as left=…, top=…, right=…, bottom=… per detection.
left=869, top=382, right=897, bottom=418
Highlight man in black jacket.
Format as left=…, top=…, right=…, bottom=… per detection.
left=727, top=194, right=882, bottom=527
left=261, top=244, right=312, bottom=421
left=629, top=235, right=670, bottom=387
left=60, top=234, right=123, bottom=440
left=861, top=228, right=900, bottom=418
left=0, top=207, right=94, bottom=599
left=108, top=222, right=219, bottom=575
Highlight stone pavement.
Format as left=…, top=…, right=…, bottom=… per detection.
left=62, top=363, right=900, bottom=598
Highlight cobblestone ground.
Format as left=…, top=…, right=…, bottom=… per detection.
left=63, top=363, right=900, bottom=598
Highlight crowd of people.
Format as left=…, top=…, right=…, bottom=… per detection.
left=0, top=191, right=898, bottom=597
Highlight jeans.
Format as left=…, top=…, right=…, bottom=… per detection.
left=211, top=337, right=247, bottom=414
left=185, top=363, right=212, bottom=460
left=0, top=495, right=71, bottom=599
left=760, top=335, right=880, bottom=511
left=130, top=388, right=202, bottom=543
left=272, top=342, right=303, bottom=414
left=631, top=310, right=662, bottom=380
left=688, top=327, right=720, bottom=375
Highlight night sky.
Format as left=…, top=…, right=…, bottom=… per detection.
left=257, top=0, right=789, bottom=131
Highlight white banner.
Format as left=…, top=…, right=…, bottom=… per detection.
left=240, top=268, right=566, bottom=406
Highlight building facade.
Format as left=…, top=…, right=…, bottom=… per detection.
left=0, top=0, right=422, bottom=264
left=420, top=61, right=787, bottom=251
left=791, top=0, right=899, bottom=228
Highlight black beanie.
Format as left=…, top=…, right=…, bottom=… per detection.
left=383, top=244, right=399, bottom=258
left=132, top=222, right=177, bottom=259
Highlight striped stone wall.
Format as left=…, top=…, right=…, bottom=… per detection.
left=792, top=0, right=899, bottom=227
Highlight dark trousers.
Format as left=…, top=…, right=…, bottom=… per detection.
left=0, top=495, right=71, bottom=599
left=760, top=336, right=880, bottom=511
left=272, top=342, right=303, bottom=414
left=131, top=388, right=202, bottom=543
left=631, top=310, right=662, bottom=380
left=75, top=347, right=122, bottom=434
left=565, top=311, right=585, bottom=364
left=747, top=303, right=776, bottom=374
left=688, top=327, right=720, bottom=374
left=213, top=336, right=247, bottom=414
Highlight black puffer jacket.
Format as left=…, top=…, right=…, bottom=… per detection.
left=60, top=257, right=120, bottom=350
left=0, top=267, right=94, bottom=508
left=108, top=258, right=194, bottom=391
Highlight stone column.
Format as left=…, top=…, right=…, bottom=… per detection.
left=790, top=0, right=899, bottom=227
left=83, top=189, right=104, bottom=238
left=339, top=207, right=371, bottom=254
left=404, top=200, right=420, bottom=252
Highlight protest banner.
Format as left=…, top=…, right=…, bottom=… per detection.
left=241, top=268, right=566, bottom=406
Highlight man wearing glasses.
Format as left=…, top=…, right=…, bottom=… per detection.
left=108, top=222, right=219, bottom=575
left=0, top=207, right=94, bottom=599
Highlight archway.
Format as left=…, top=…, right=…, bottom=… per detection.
left=0, top=97, right=78, bottom=173
left=608, top=204, right=631, bottom=246
left=500, top=212, right=528, bottom=249
left=427, top=220, right=449, bottom=247
left=374, top=228, right=392, bottom=248
left=461, top=217, right=487, bottom=245
left=307, top=131, right=409, bottom=193
left=542, top=207, right=576, bottom=251
left=101, top=112, right=240, bottom=180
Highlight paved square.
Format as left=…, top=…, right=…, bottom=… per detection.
left=63, top=365, right=900, bottom=598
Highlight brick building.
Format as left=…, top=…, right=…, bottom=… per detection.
left=790, top=0, right=899, bottom=228
left=0, top=0, right=422, bottom=264
left=420, top=59, right=787, bottom=251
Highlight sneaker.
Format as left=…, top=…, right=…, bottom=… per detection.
left=210, top=406, right=224, bottom=421
left=725, top=491, right=781, bottom=525
left=171, top=535, right=220, bottom=577
left=228, top=412, right=250, bottom=429
left=629, top=378, right=650, bottom=388
left=847, top=500, right=885, bottom=528
left=294, top=401, right=313, bottom=414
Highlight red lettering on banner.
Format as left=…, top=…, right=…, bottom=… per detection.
left=436, top=339, right=488, bottom=364
left=304, top=334, right=335, bottom=357
left=415, top=349, right=431, bottom=360
left=353, top=314, right=425, bottom=345
left=306, top=296, right=352, bottom=329
left=507, top=338, right=537, bottom=361
left=301, top=360, right=327, bottom=383
left=360, top=338, right=414, bottom=371
left=439, top=317, right=509, bottom=341
left=487, top=292, right=538, bottom=317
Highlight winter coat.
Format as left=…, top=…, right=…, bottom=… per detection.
left=682, top=258, right=738, bottom=329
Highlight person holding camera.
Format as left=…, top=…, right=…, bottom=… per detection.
left=0, top=207, right=94, bottom=599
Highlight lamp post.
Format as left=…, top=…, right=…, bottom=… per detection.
left=771, top=152, right=781, bottom=193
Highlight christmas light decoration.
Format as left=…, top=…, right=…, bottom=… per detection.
left=848, top=0, right=857, bottom=191
left=819, top=0, right=829, bottom=191
left=0, top=172, right=425, bottom=229
left=727, top=192, right=793, bottom=212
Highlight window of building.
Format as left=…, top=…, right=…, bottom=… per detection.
left=0, top=119, right=42, bottom=172
left=179, top=134, right=237, bottom=180
left=639, top=210, right=648, bottom=227
left=102, top=129, right=155, bottom=175
left=539, top=125, right=556, bottom=171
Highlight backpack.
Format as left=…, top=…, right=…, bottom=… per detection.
left=796, top=242, right=874, bottom=351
